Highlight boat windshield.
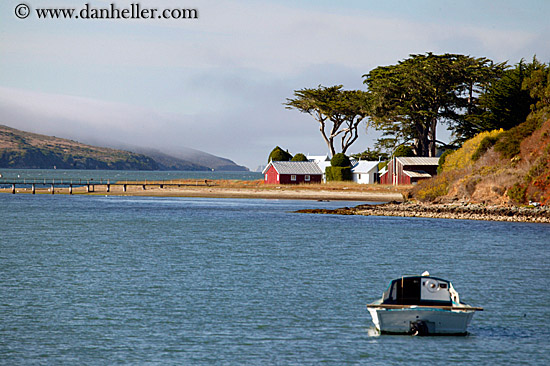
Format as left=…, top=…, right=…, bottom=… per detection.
left=382, top=276, right=452, bottom=306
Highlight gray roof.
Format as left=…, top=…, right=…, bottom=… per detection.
left=263, top=161, right=323, bottom=175
left=351, top=161, right=379, bottom=173
left=397, top=157, right=440, bottom=166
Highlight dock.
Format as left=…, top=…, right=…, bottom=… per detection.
left=0, top=178, right=213, bottom=195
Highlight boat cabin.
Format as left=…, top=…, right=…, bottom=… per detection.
left=381, top=276, right=454, bottom=306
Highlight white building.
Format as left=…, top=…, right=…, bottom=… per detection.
left=351, top=161, right=379, bottom=184
left=307, top=155, right=331, bottom=181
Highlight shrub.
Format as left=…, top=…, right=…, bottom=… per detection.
left=327, top=153, right=352, bottom=181
left=472, top=134, right=501, bottom=161
left=327, top=166, right=352, bottom=181
left=507, top=183, right=527, bottom=204
left=437, top=150, right=455, bottom=174
left=331, top=153, right=351, bottom=167
left=268, top=146, right=292, bottom=162
left=412, top=174, right=450, bottom=202
left=494, top=116, right=542, bottom=159
left=325, top=166, right=333, bottom=181
left=291, top=153, right=308, bottom=162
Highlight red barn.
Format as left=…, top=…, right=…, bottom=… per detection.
left=379, top=157, right=440, bottom=185
left=262, top=161, right=323, bottom=184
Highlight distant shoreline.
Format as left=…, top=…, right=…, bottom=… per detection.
left=0, top=183, right=405, bottom=202
left=3, top=184, right=549, bottom=223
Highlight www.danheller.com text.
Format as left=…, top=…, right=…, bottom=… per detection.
left=15, top=2, right=199, bottom=20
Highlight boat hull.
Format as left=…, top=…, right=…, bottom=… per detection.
left=367, top=307, right=475, bottom=335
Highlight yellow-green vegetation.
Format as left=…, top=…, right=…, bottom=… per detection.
left=412, top=114, right=550, bottom=204
left=441, top=129, right=503, bottom=172
left=413, top=174, right=452, bottom=202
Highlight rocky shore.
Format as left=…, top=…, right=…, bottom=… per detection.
left=296, top=201, right=550, bottom=223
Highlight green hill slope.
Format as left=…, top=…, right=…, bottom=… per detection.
left=0, top=125, right=208, bottom=170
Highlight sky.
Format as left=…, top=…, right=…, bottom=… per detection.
left=1, top=0, right=549, bottom=170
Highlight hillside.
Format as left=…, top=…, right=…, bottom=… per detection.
left=135, top=146, right=249, bottom=172
left=0, top=125, right=208, bottom=170
left=412, top=110, right=550, bottom=206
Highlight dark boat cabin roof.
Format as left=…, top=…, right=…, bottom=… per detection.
left=381, top=276, right=453, bottom=306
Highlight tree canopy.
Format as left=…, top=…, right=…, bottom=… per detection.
left=363, top=53, right=504, bottom=157
left=454, top=58, right=545, bottom=142
left=351, top=148, right=389, bottom=161
left=284, top=85, right=370, bottom=157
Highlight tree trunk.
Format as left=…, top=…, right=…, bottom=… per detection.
left=318, top=118, right=336, bottom=157
left=429, top=117, right=437, bottom=157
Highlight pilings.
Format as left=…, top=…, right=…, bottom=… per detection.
left=3, top=179, right=208, bottom=195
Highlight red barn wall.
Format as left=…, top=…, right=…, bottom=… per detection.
left=264, top=167, right=322, bottom=184
left=264, top=165, right=280, bottom=184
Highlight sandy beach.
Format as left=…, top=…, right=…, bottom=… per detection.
left=0, top=180, right=406, bottom=202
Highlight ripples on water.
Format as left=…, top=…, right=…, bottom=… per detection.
left=1, top=193, right=549, bottom=365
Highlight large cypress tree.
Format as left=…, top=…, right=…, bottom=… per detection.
left=284, top=85, right=370, bottom=157
left=364, top=53, right=503, bottom=156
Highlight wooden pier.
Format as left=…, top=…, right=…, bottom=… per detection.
left=0, top=178, right=212, bottom=195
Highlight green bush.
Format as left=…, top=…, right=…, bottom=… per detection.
left=507, top=183, right=527, bottom=204
left=268, top=146, right=292, bottom=162
left=325, top=166, right=333, bottom=181
left=291, top=153, right=308, bottom=162
left=494, top=116, right=542, bottom=159
left=331, top=153, right=351, bottom=167
left=326, top=166, right=352, bottom=181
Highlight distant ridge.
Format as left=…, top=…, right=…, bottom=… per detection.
left=134, top=146, right=249, bottom=172
left=0, top=125, right=248, bottom=171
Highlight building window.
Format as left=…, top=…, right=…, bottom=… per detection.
left=277, top=174, right=279, bottom=181
left=265, top=174, right=268, bottom=181
left=291, top=175, right=296, bottom=181
left=358, top=174, right=361, bottom=179
left=305, top=175, right=310, bottom=181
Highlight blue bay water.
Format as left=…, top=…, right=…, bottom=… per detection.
left=1, top=182, right=550, bottom=364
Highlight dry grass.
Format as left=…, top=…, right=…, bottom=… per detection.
left=128, top=178, right=411, bottom=194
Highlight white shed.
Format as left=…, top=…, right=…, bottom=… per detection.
left=307, top=155, right=332, bottom=182
left=351, top=161, right=379, bottom=184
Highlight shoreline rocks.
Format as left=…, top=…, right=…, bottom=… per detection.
left=296, top=202, right=550, bottom=223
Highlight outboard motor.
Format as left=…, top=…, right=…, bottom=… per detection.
left=410, top=320, right=429, bottom=336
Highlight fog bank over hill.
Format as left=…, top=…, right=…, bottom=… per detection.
left=0, top=124, right=248, bottom=171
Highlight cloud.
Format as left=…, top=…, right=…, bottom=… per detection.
left=0, top=0, right=548, bottom=170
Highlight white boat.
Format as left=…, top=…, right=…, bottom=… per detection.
left=367, top=272, right=482, bottom=335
